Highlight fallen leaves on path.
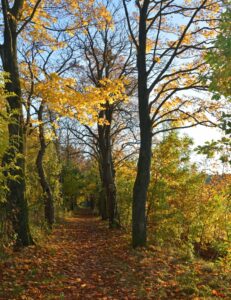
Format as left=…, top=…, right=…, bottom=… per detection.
left=0, top=211, right=230, bottom=299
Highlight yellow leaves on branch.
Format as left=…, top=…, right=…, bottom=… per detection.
left=152, top=91, right=223, bottom=128
left=20, top=0, right=56, bottom=43
left=86, top=77, right=129, bottom=105
left=20, top=0, right=113, bottom=45
left=194, top=0, right=221, bottom=23
left=150, top=56, right=226, bottom=128
left=154, top=57, right=161, bottom=63
left=35, top=72, right=75, bottom=104
left=77, top=77, right=129, bottom=125
left=146, top=38, right=154, bottom=53
left=35, top=74, right=129, bottom=126
left=64, top=0, right=113, bottom=34
left=95, top=5, right=114, bottom=30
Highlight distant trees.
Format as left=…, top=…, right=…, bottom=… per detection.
left=64, top=1, right=136, bottom=227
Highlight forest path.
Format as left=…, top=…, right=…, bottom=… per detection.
left=1, top=210, right=230, bottom=299
left=0, top=210, right=147, bottom=300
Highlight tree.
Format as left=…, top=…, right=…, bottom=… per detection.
left=122, top=0, right=223, bottom=247
left=19, top=41, right=76, bottom=229
left=0, top=0, right=43, bottom=247
left=72, top=3, right=135, bottom=227
left=35, top=104, right=55, bottom=228
left=198, top=4, right=231, bottom=174
left=207, top=4, right=231, bottom=135
left=207, top=5, right=231, bottom=98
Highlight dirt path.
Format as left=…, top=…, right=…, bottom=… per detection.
left=0, top=211, right=230, bottom=299
left=0, top=212, right=145, bottom=300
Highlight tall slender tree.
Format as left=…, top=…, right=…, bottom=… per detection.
left=123, top=0, right=222, bottom=247
left=0, top=0, right=42, bottom=246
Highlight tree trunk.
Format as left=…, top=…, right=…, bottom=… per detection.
left=98, top=162, right=108, bottom=220
left=132, top=126, right=152, bottom=247
left=0, top=2, right=33, bottom=247
left=132, top=2, right=151, bottom=247
left=98, top=107, right=119, bottom=227
left=102, top=150, right=117, bottom=228
left=36, top=104, right=54, bottom=228
left=106, top=150, right=118, bottom=228
left=69, top=196, right=77, bottom=211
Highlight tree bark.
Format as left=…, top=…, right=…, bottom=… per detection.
left=104, top=149, right=118, bottom=228
left=132, top=1, right=151, bottom=247
left=36, top=104, right=54, bottom=228
left=98, top=163, right=108, bottom=220
left=132, top=124, right=152, bottom=247
left=98, top=107, right=119, bottom=228
left=69, top=196, right=77, bottom=211
left=0, top=0, right=33, bottom=247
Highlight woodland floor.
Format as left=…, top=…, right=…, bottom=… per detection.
left=0, top=210, right=230, bottom=300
